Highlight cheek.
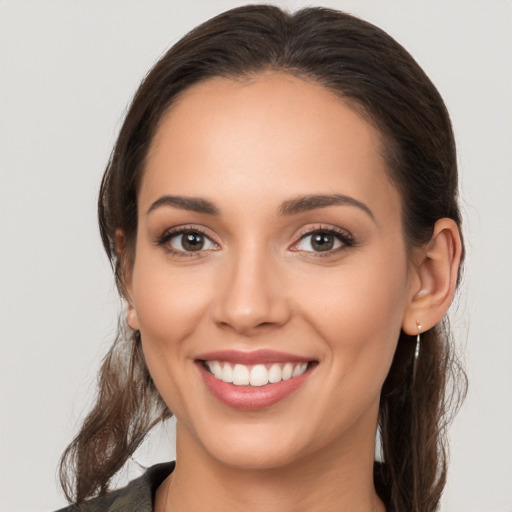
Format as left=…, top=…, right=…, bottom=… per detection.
left=130, top=250, right=217, bottom=412
left=287, top=253, right=410, bottom=443
left=131, top=256, right=213, bottom=345
left=297, top=248, right=409, bottom=380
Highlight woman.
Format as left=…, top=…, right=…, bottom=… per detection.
left=58, top=5, right=465, bottom=511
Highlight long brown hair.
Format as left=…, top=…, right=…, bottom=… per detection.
left=59, top=5, right=466, bottom=511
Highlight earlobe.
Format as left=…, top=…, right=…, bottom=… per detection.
left=115, top=229, right=139, bottom=329
left=126, top=304, right=140, bottom=331
left=402, top=218, right=462, bottom=335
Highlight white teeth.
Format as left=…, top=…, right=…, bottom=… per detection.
left=292, top=362, right=308, bottom=377
left=221, top=363, right=233, bottom=383
left=210, top=361, right=223, bottom=380
left=268, top=363, right=282, bottom=383
left=205, top=360, right=309, bottom=386
left=249, top=364, right=268, bottom=387
left=282, top=362, right=293, bottom=380
left=232, top=364, right=250, bottom=385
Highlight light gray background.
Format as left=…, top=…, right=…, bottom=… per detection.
left=1, top=1, right=511, bottom=511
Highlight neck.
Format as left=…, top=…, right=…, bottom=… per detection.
left=157, top=421, right=386, bottom=512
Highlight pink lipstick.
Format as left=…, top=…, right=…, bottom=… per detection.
left=195, top=350, right=316, bottom=410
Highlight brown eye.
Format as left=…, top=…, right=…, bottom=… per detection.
left=292, top=228, right=352, bottom=254
left=169, top=230, right=215, bottom=252
left=310, top=233, right=335, bottom=252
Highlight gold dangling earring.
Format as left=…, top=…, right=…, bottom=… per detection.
left=412, top=321, right=422, bottom=383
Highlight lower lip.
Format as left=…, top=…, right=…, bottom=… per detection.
left=197, top=363, right=314, bottom=410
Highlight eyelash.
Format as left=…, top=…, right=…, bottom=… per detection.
left=155, top=224, right=355, bottom=258
left=156, top=225, right=217, bottom=258
left=291, top=225, right=355, bottom=256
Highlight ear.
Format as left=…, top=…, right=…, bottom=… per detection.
left=402, top=218, right=462, bottom=335
left=115, top=229, right=140, bottom=331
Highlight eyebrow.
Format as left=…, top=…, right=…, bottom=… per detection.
left=147, top=195, right=220, bottom=215
left=278, top=194, right=375, bottom=220
left=146, top=193, right=374, bottom=220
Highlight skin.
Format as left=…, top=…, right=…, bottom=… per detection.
left=123, top=72, right=461, bottom=512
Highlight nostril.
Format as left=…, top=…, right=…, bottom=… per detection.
left=211, top=268, right=291, bottom=334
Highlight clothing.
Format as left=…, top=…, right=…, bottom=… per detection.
left=55, top=462, right=175, bottom=512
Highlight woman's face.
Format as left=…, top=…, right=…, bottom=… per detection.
left=127, top=72, right=416, bottom=470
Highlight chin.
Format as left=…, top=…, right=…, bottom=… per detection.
left=181, top=405, right=348, bottom=473
left=207, top=436, right=308, bottom=471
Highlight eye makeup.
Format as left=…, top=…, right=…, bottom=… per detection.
left=154, top=222, right=356, bottom=260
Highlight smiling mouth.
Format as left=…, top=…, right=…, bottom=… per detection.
left=201, top=360, right=313, bottom=387
left=195, top=350, right=317, bottom=409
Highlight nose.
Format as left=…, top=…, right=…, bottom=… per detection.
left=212, top=247, right=291, bottom=336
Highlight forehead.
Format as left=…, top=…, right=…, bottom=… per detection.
left=141, top=72, right=399, bottom=221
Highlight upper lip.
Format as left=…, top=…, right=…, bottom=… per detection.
left=195, top=349, right=314, bottom=365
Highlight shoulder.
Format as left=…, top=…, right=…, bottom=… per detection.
left=54, top=462, right=175, bottom=512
